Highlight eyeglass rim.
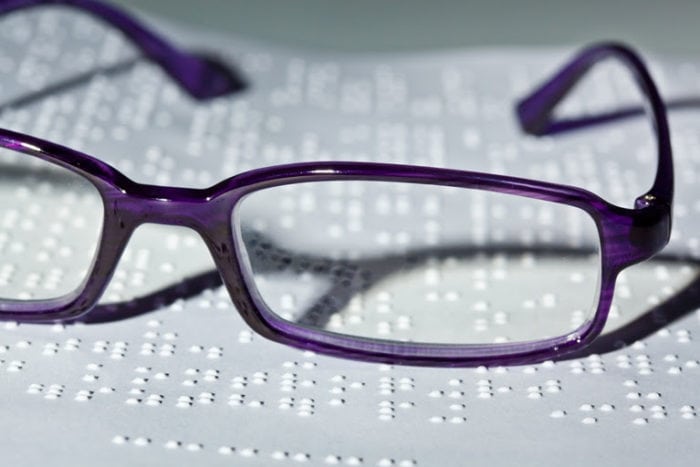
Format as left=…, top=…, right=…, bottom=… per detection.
left=0, top=125, right=669, bottom=365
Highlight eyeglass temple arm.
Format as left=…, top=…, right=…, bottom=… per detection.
left=516, top=42, right=673, bottom=209
left=0, top=0, right=245, bottom=100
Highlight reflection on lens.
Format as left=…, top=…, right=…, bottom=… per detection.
left=0, top=147, right=103, bottom=300
left=235, top=181, right=601, bottom=345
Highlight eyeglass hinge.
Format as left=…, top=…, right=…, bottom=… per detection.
left=628, top=193, right=672, bottom=261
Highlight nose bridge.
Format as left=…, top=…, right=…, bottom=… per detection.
left=120, top=184, right=227, bottom=231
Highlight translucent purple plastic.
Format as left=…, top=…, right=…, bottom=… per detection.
left=0, top=0, right=674, bottom=366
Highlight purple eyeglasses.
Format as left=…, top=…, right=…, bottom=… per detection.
left=0, top=0, right=673, bottom=367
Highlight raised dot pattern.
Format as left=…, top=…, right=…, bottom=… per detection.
left=0, top=8, right=699, bottom=467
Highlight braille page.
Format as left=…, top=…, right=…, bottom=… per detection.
left=0, top=7, right=700, bottom=467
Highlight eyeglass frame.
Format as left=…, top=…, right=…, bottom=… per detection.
left=0, top=0, right=674, bottom=367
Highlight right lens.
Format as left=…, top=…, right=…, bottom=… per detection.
left=234, top=180, right=602, bottom=346
left=0, top=146, right=103, bottom=301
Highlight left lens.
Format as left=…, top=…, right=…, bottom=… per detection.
left=234, top=180, right=601, bottom=345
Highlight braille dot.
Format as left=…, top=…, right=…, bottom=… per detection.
left=268, top=451, right=286, bottom=460
left=112, top=436, right=128, bottom=445
left=239, top=448, right=257, bottom=457
left=7, top=360, right=24, bottom=372
left=75, top=390, right=93, bottom=402
left=218, top=446, right=235, bottom=455
left=133, top=437, right=150, bottom=446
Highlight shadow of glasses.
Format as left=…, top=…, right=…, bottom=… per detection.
left=70, top=225, right=700, bottom=363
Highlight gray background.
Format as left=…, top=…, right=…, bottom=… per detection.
left=112, top=0, right=698, bottom=52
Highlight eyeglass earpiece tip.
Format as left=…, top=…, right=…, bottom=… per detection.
left=184, top=52, right=249, bottom=100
